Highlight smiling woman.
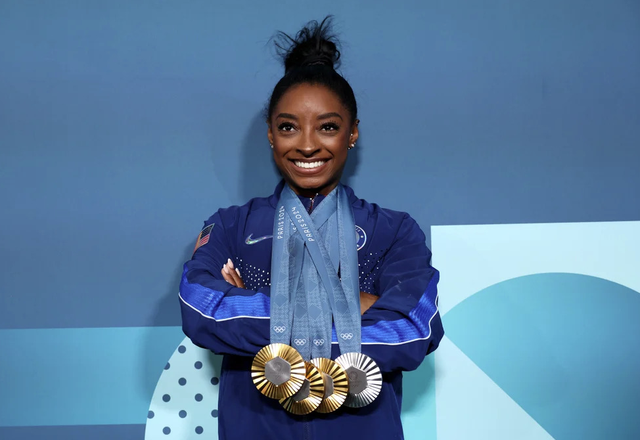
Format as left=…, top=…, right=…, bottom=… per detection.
left=178, top=16, right=443, bottom=440
left=268, top=83, right=358, bottom=197
left=266, top=19, right=359, bottom=198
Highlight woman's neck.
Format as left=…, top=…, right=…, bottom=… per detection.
left=287, top=181, right=339, bottom=198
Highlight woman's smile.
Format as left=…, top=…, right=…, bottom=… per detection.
left=292, top=159, right=328, bottom=170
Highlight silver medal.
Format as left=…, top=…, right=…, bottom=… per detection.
left=335, top=352, right=382, bottom=408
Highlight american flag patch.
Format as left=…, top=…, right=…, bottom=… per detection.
left=193, top=224, right=214, bottom=253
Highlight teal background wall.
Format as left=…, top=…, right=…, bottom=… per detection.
left=1, top=1, right=639, bottom=438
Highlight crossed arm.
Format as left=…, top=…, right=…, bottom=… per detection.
left=220, top=258, right=379, bottom=315
left=180, top=211, right=443, bottom=372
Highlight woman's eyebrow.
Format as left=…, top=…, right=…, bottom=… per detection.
left=276, top=112, right=298, bottom=120
left=318, top=112, right=343, bottom=121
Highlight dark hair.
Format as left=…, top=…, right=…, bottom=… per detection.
left=267, top=17, right=358, bottom=123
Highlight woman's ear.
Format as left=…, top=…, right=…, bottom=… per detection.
left=267, top=122, right=274, bottom=148
left=350, top=119, right=360, bottom=146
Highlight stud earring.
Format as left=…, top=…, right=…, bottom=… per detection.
left=270, top=143, right=274, bottom=149
left=348, top=143, right=356, bottom=150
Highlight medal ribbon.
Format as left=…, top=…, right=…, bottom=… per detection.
left=270, top=184, right=361, bottom=359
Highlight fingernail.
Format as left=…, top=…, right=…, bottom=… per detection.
left=227, top=258, right=234, bottom=269
left=222, top=264, right=229, bottom=274
left=235, top=268, right=241, bottom=278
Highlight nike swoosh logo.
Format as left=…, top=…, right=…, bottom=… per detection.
left=245, top=233, right=273, bottom=245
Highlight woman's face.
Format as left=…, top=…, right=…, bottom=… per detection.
left=268, top=83, right=359, bottom=197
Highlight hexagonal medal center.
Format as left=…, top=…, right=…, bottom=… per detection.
left=292, top=378, right=311, bottom=402
left=264, top=356, right=291, bottom=386
left=346, top=366, right=367, bottom=394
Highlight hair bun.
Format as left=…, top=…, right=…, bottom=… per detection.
left=274, top=17, right=341, bottom=74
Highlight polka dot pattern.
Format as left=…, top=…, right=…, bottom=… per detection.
left=145, top=337, right=221, bottom=439
left=359, top=249, right=388, bottom=294
left=235, top=248, right=388, bottom=295
left=236, top=257, right=270, bottom=290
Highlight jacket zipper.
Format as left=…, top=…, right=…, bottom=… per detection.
left=308, top=193, right=319, bottom=213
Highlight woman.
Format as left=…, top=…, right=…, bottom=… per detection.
left=180, top=17, right=443, bottom=440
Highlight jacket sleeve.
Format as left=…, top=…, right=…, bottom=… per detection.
left=179, top=210, right=270, bottom=357
left=359, top=215, right=444, bottom=373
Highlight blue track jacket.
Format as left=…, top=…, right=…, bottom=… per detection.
left=179, top=182, right=444, bottom=440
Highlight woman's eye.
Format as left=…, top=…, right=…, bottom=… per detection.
left=278, top=122, right=295, bottom=132
left=321, top=122, right=339, bottom=132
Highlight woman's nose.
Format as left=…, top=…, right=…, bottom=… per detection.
left=297, top=131, right=320, bottom=156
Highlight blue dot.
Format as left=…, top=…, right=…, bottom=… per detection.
left=194, top=361, right=203, bottom=369
left=210, top=377, right=219, bottom=385
left=211, top=409, right=219, bottom=418
left=164, top=362, right=170, bottom=370
left=148, top=410, right=155, bottom=419
left=195, top=426, right=204, bottom=434
left=195, top=393, right=203, bottom=402
left=178, top=345, right=186, bottom=353
left=179, top=410, right=187, bottom=418
left=178, top=377, right=187, bottom=386
left=162, top=394, right=171, bottom=402
left=163, top=427, right=171, bottom=435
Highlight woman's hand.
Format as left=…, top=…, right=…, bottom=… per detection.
left=360, top=291, right=378, bottom=315
left=221, top=258, right=246, bottom=289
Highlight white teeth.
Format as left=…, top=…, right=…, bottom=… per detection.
left=294, top=160, right=326, bottom=169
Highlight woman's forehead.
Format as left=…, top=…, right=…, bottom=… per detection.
left=275, top=83, right=346, bottom=114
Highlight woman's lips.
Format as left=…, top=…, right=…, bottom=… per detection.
left=290, top=159, right=329, bottom=174
left=293, top=160, right=327, bottom=169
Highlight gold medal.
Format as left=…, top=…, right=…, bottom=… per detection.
left=309, top=357, right=349, bottom=413
left=251, top=343, right=306, bottom=400
left=335, top=352, right=382, bottom=408
left=280, top=362, right=325, bottom=415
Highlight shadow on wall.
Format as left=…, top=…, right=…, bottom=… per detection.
left=343, top=130, right=360, bottom=188
left=141, top=242, right=195, bottom=398
left=403, top=356, right=436, bottom=414
left=240, top=111, right=281, bottom=200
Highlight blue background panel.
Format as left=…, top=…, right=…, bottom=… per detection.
left=1, top=0, right=638, bottom=330
left=0, top=0, right=639, bottom=438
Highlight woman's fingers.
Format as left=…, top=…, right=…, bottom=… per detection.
left=226, top=259, right=241, bottom=285
left=222, top=258, right=246, bottom=289
left=360, top=291, right=378, bottom=315
left=221, top=263, right=236, bottom=286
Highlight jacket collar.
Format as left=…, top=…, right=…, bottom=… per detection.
left=268, top=180, right=358, bottom=208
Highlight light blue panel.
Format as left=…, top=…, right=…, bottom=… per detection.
left=402, top=356, right=437, bottom=440
left=0, top=326, right=184, bottom=426
left=0, top=424, right=145, bottom=440
left=444, top=274, right=640, bottom=439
